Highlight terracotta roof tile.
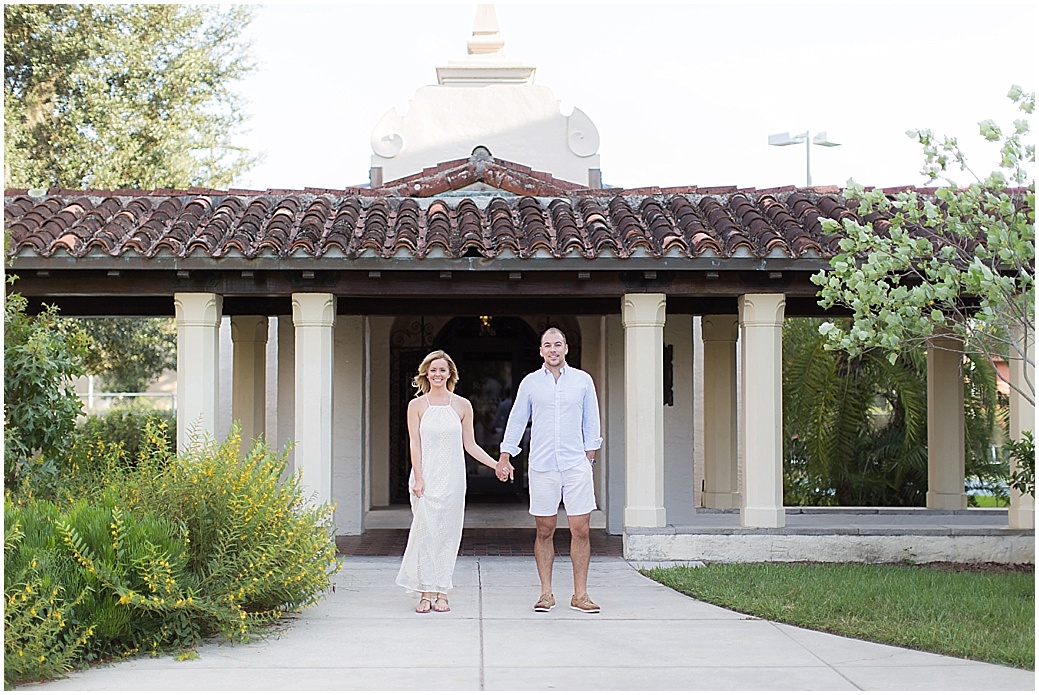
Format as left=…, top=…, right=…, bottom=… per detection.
left=7, top=156, right=980, bottom=264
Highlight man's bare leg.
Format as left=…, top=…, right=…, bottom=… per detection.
left=534, top=514, right=557, bottom=596
left=568, top=512, right=591, bottom=598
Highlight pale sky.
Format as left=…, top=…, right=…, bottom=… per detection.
left=232, top=1, right=1037, bottom=192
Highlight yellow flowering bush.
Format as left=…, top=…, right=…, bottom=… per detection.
left=3, top=512, right=91, bottom=688
left=105, top=422, right=341, bottom=634
left=4, top=421, right=340, bottom=686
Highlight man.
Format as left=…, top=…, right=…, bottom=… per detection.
left=495, top=327, right=603, bottom=613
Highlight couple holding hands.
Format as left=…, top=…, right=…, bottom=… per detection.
left=394, top=327, right=603, bottom=615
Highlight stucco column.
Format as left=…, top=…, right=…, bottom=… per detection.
left=926, top=332, right=967, bottom=510
left=738, top=294, right=785, bottom=528
left=293, top=293, right=336, bottom=509
left=663, top=315, right=696, bottom=524
left=1008, top=326, right=1035, bottom=529
left=231, top=316, right=268, bottom=447
left=333, top=316, right=366, bottom=535
left=174, top=293, right=222, bottom=450
left=604, top=314, right=626, bottom=534
left=701, top=315, right=740, bottom=509
left=622, top=293, right=666, bottom=528
left=368, top=318, right=393, bottom=509
left=275, top=316, right=296, bottom=479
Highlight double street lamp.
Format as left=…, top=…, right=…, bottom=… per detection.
left=767, top=131, right=840, bottom=187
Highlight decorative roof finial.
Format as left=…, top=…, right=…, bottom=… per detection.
left=436, top=4, right=534, bottom=86
left=468, top=5, right=505, bottom=56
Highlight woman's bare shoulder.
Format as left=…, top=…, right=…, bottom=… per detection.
left=451, top=393, right=474, bottom=414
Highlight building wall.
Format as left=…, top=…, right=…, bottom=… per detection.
left=371, top=85, right=600, bottom=185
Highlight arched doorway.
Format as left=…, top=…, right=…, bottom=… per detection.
left=435, top=316, right=541, bottom=501
left=388, top=316, right=545, bottom=504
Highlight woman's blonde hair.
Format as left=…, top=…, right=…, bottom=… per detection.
left=413, top=350, right=459, bottom=395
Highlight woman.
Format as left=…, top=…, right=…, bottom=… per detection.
left=395, top=350, right=500, bottom=613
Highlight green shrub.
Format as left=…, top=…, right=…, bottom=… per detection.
left=76, top=403, right=176, bottom=465
left=4, top=287, right=90, bottom=490
left=4, top=504, right=92, bottom=688
left=4, top=422, right=341, bottom=686
left=106, top=423, right=341, bottom=627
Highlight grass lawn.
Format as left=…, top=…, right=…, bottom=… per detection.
left=641, top=562, right=1034, bottom=670
left=970, top=495, right=1010, bottom=507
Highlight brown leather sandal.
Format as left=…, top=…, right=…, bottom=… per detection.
left=433, top=594, right=450, bottom=612
left=415, top=596, right=433, bottom=613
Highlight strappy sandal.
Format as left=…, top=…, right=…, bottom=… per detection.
left=433, top=594, right=450, bottom=613
left=415, top=596, right=433, bottom=613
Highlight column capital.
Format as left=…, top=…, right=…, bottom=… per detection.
left=927, top=329, right=964, bottom=353
left=231, top=315, right=269, bottom=343
left=701, top=314, right=739, bottom=342
left=174, top=292, right=222, bottom=326
left=292, top=293, right=337, bottom=327
left=622, top=293, right=666, bottom=329
left=738, top=293, right=785, bottom=327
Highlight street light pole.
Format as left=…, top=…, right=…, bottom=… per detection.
left=768, top=131, right=841, bottom=187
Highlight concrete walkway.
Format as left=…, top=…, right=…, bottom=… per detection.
left=20, top=557, right=1034, bottom=691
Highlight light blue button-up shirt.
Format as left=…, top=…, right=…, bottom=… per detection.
left=500, top=363, right=602, bottom=472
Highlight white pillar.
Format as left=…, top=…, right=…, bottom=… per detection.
left=217, top=317, right=233, bottom=441
left=333, top=316, right=366, bottom=535
left=174, top=293, right=222, bottom=450
left=368, top=317, right=393, bottom=508
left=622, top=293, right=666, bottom=528
left=604, top=314, right=626, bottom=534
left=926, top=332, right=967, bottom=510
left=702, top=315, right=740, bottom=509
left=231, top=315, right=268, bottom=447
left=739, top=294, right=786, bottom=528
left=1008, top=326, right=1034, bottom=529
left=663, top=315, right=697, bottom=524
left=293, top=293, right=336, bottom=509
left=275, top=315, right=296, bottom=478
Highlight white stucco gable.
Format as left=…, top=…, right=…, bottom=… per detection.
left=370, top=4, right=601, bottom=187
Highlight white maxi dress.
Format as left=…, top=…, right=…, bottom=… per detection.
left=395, top=396, right=466, bottom=594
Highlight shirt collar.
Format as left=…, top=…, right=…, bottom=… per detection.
left=541, top=361, right=569, bottom=375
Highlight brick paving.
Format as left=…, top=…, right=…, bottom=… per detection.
left=336, top=528, right=622, bottom=557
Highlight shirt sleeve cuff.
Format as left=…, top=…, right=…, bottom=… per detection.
left=583, top=437, right=603, bottom=451
left=501, top=443, right=522, bottom=456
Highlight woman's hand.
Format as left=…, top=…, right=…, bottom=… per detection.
left=412, top=477, right=425, bottom=498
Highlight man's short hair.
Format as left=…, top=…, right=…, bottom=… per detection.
left=540, top=327, right=567, bottom=345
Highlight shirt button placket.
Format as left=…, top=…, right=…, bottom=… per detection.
left=553, top=378, right=561, bottom=470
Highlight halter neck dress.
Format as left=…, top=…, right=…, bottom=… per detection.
left=395, top=394, right=466, bottom=594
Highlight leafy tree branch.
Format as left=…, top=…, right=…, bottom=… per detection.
left=813, top=86, right=1035, bottom=407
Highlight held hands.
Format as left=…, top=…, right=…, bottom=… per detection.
left=495, top=454, right=514, bottom=482
left=412, top=477, right=425, bottom=498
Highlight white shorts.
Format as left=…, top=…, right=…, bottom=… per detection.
left=528, top=461, right=596, bottom=517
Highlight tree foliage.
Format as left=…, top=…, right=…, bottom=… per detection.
left=783, top=318, right=1006, bottom=507
left=4, top=284, right=90, bottom=488
left=4, top=4, right=257, bottom=190
left=74, top=317, right=176, bottom=393
left=5, top=4, right=256, bottom=393
left=812, top=86, right=1035, bottom=406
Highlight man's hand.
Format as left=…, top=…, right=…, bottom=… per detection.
left=495, top=453, right=514, bottom=482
